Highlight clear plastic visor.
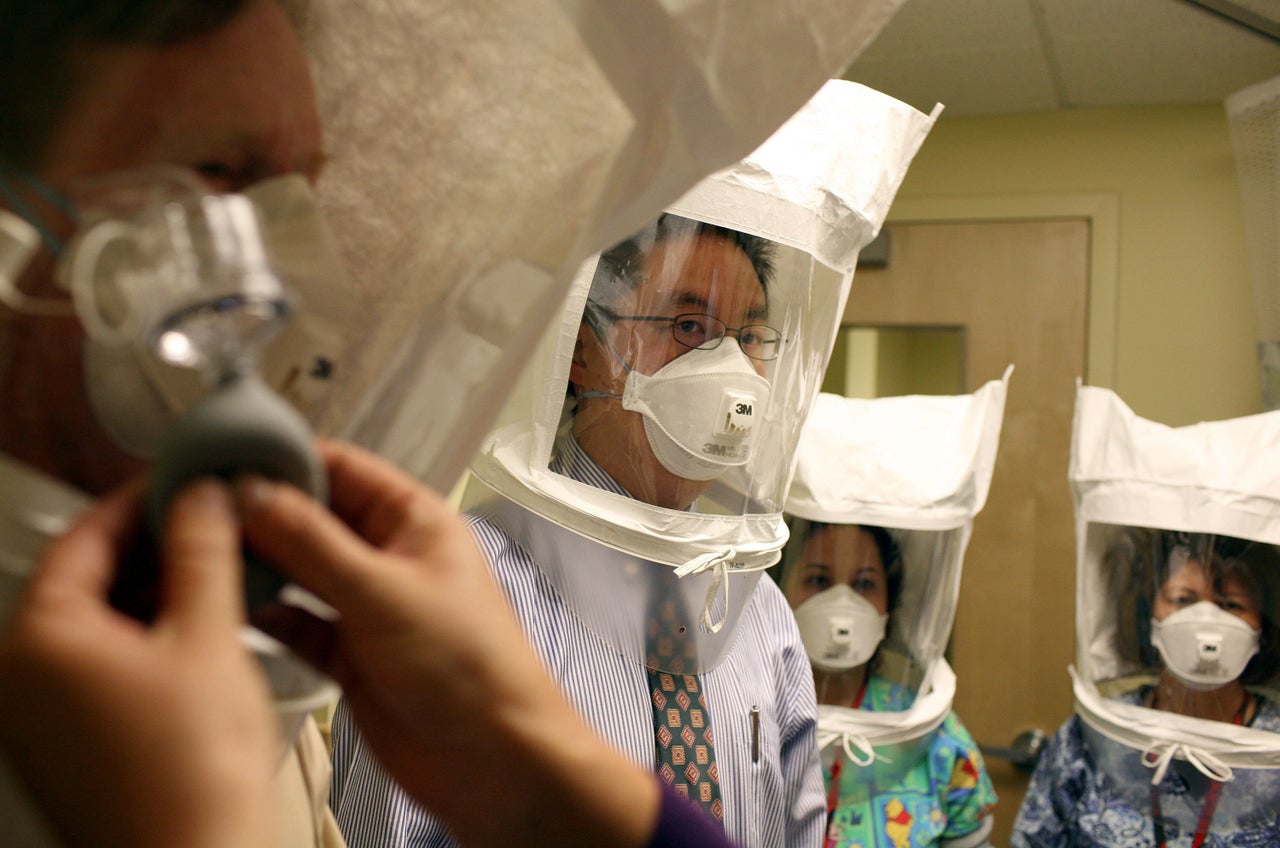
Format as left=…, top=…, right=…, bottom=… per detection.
left=1079, top=717, right=1280, bottom=835
left=468, top=210, right=850, bottom=577
left=555, top=213, right=844, bottom=519
left=813, top=657, right=956, bottom=772
left=1079, top=523, right=1280, bottom=716
left=818, top=725, right=938, bottom=803
left=777, top=519, right=967, bottom=709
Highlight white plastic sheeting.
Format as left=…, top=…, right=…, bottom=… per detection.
left=470, top=80, right=940, bottom=573
left=301, top=0, right=915, bottom=491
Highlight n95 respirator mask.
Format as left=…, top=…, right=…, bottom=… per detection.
left=621, top=340, right=772, bottom=481
left=1150, top=601, right=1261, bottom=691
left=793, top=585, right=889, bottom=673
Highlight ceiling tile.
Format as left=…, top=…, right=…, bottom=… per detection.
left=1040, top=0, right=1280, bottom=107
left=842, top=0, right=1280, bottom=116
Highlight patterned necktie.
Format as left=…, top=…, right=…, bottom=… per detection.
left=645, top=568, right=724, bottom=825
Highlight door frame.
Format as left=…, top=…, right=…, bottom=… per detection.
left=886, top=193, right=1119, bottom=388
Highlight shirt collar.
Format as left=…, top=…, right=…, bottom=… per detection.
left=550, top=432, right=705, bottom=515
left=550, top=433, right=632, bottom=498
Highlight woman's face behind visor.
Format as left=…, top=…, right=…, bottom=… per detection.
left=1154, top=556, right=1263, bottom=632
left=786, top=524, right=891, bottom=616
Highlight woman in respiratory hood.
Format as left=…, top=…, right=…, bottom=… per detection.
left=1014, top=386, right=1280, bottom=848
left=781, top=520, right=997, bottom=848
left=1014, top=530, right=1280, bottom=848
left=775, top=375, right=1012, bottom=848
left=784, top=523, right=899, bottom=707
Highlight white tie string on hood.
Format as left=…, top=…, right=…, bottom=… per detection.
left=674, top=547, right=737, bottom=634
left=1141, top=740, right=1234, bottom=785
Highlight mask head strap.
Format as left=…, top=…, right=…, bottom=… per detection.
left=577, top=300, right=633, bottom=400
left=0, top=167, right=75, bottom=256
left=674, top=547, right=737, bottom=634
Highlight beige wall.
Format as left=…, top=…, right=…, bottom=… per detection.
left=887, top=103, right=1260, bottom=426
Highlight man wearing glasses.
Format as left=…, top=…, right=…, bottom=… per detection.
left=329, top=211, right=826, bottom=847
left=569, top=213, right=782, bottom=512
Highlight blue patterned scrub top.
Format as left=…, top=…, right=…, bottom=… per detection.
left=1012, top=692, right=1280, bottom=848
left=823, top=675, right=998, bottom=848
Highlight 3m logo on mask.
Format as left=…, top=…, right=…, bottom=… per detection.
left=701, top=390, right=757, bottom=458
left=718, top=390, right=757, bottom=436
left=1197, top=634, right=1223, bottom=662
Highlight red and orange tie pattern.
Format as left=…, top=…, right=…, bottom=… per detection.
left=646, top=572, right=723, bottom=825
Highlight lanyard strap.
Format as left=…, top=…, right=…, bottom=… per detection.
left=823, top=757, right=842, bottom=848
left=1149, top=696, right=1246, bottom=848
left=1151, top=779, right=1224, bottom=848
left=822, top=678, right=873, bottom=847
left=851, top=678, right=868, bottom=710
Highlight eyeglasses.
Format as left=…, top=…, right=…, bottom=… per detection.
left=589, top=304, right=783, bottom=361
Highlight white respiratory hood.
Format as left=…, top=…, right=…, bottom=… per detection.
left=1150, top=601, right=1261, bottom=691
left=470, top=80, right=939, bottom=573
left=793, top=585, right=888, bottom=672
left=1069, top=385, right=1280, bottom=782
left=622, top=340, right=772, bottom=481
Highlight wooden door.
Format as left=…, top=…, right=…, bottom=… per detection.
left=841, top=219, right=1089, bottom=846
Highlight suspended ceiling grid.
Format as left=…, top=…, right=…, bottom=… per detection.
left=844, top=0, right=1280, bottom=116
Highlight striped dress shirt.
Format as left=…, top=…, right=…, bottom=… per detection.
left=329, top=437, right=824, bottom=847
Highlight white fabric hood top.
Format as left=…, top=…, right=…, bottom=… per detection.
left=1070, top=385, right=1280, bottom=771
left=1071, top=385, right=1280, bottom=545
left=664, top=82, right=944, bottom=275
left=470, top=80, right=940, bottom=573
left=300, top=0, right=917, bottom=494
left=786, top=367, right=1012, bottom=531
left=782, top=371, right=1011, bottom=754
